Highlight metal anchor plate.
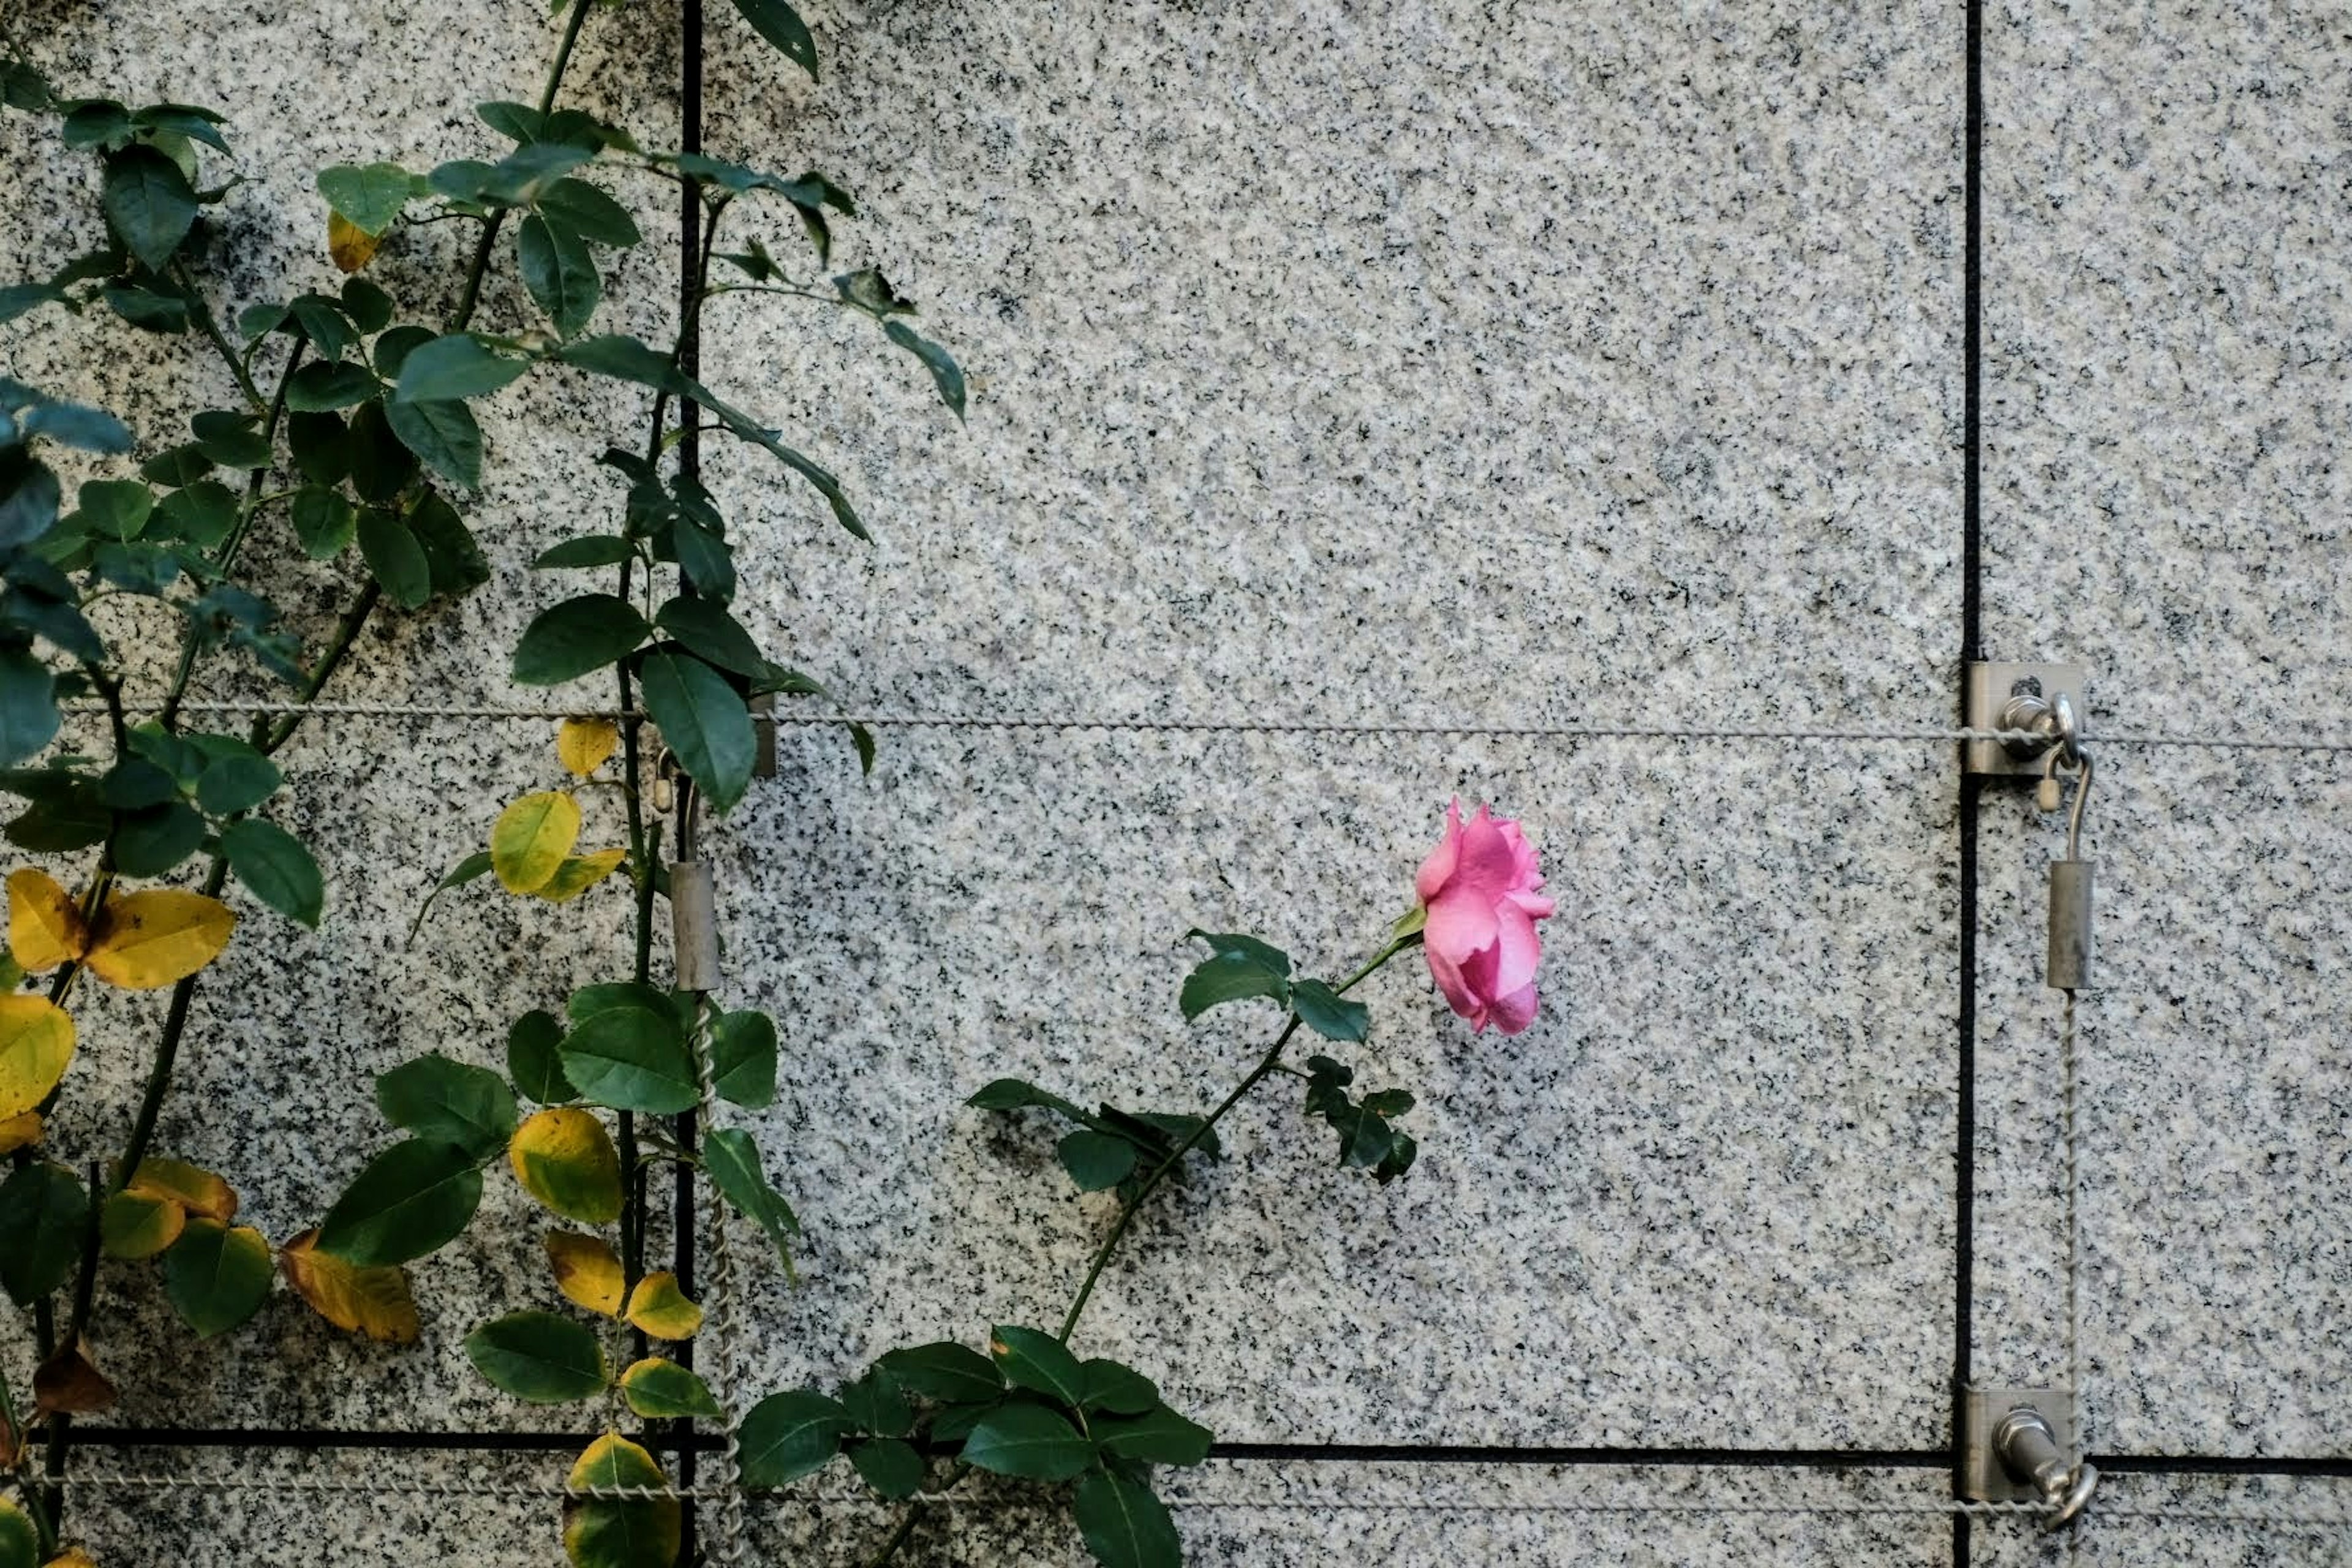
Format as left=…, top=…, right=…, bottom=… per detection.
left=1964, top=663, right=2087, bottom=777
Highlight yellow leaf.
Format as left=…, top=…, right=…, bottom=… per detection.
left=531, top=848, right=627, bottom=904
left=126, top=1156, right=238, bottom=1223
left=0, top=995, right=74, bottom=1122
left=624, top=1272, right=703, bottom=1341
left=328, top=211, right=382, bottom=273
left=491, top=791, right=581, bottom=895
left=508, top=1107, right=624, bottom=1224
left=545, top=1230, right=625, bottom=1316
left=100, top=1189, right=186, bottom=1261
left=557, top=718, right=620, bottom=777
left=46, top=1550, right=100, bottom=1568
left=0, top=1109, right=40, bottom=1155
left=83, top=891, right=236, bottom=990
left=8, top=869, right=88, bottom=973
left=564, top=1434, right=680, bottom=1568
left=279, top=1227, right=420, bottom=1344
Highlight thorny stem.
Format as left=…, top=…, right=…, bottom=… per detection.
left=865, top=933, right=1423, bottom=1567
left=450, top=0, right=595, bottom=330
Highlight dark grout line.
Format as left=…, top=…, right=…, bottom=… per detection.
left=1955, top=4, right=1986, bottom=1565
left=675, top=3, right=706, bottom=1563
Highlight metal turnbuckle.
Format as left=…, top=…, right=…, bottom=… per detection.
left=1963, top=663, right=2087, bottom=777
left=1960, top=1387, right=2099, bottom=1528
left=2042, top=749, right=2095, bottom=991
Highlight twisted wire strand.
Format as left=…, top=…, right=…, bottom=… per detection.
left=50, top=699, right=2352, bottom=752
left=684, top=995, right=752, bottom=1565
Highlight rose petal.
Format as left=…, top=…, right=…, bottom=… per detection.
left=1415, top=799, right=1465, bottom=903
left=1491, top=903, right=1542, bottom=997
left=1489, top=984, right=1539, bottom=1035
left=1424, top=885, right=1499, bottom=965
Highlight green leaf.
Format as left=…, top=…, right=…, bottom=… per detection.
left=102, top=145, right=198, bottom=270
left=154, top=480, right=238, bottom=548
left=288, top=295, right=357, bottom=363
left=738, top=1390, right=850, bottom=1487
left=511, top=594, right=650, bottom=685
left=1072, top=1468, right=1183, bottom=1568
left=341, top=277, right=394, bottom=333
left=161, top=1219, right=273, bottom=1338
left=317, top=162, right=418, bottom=236
left=620, top=1356, right=724, bottom=1419
left=0, top=1160, right=87, bottom=1305
left=466, top=1310, right=608, bottom=1403
left=409, top=488, right=491, bottom=597
left=564, top=1443, right=680, bottom=1568
left=1289, top=978, right=1370, bottom=1042
left=988, top=1324, right=1087, bottom=1409
left=959, top=1403, right=1091, bottom=1480
left=317, top=1138, right=486, bottom=1267
left=726, top=0, right=819, bottom=77
left=1185, top=930, right=1292, bottom=971
left=703, top=1126, right=799, bottom=1263
left=372, top=325, right=436, bottom=380
left=834, top=267, right=913, bottom=315
left=355, top=508, right=432, bottom=608
left=653, top=597, right=766, bottom=677
left=1178, top=949, right=1291, bottom=1022
left=0, top=1501, right=34, bottom=1568
left=110, top=801, right=205, bottom=876
left=709, top=1008, right=777, bottom=1108
left=190, top=409, right=270, bottom=469
left=507, top=1007, right=579, bottom=1104
left=518, top=214, right=600, bottom=338
left=848, top=1438, right=924, bottom=1500
left=883, top=320, right=966, bottom=420
left=377, top=1052, right=517, bottom=1161
left=538, top=178, right=642, bottom=247
left=383, top=398, right=482, bottom=489
left=0, top=454, right=62, bottom=551
left=965, top=1076, right=1088, bottom=1120
left=18, top=400, right=132, bottom=454
left=285, top=360, right=380, bottom=413
left=74, top=478, right=153, bottom=540
left=393, top=334, right=529, bottom=403
left=1080, top=1359, right=1161, bottom=1415
left=287, top=412, right=351, bottom=487
left=132, top=102, right=229, bottom=150
left=346, top=401, right=419, bottom=501
left=535, top=535, right=634, bottom=570
left=559, top=1001, right=699, bottom=1114
left=0, top=651, right=61, bottom=769
left=1093, top=1404, right=1214, bottom=1467
left=1057, top=1130, right=1137, bottom=1193
left=221, top=818, right=325, bottom=927
left=875, top=1341, right=1003, bottom=1406
left=409, top=848, right=494, bottom=943
left=840, top=1366, right=914, bottom=1438
left=552, top=333, right=685, bottom=391
left=289, top=486, right=357, bottom=559
left=638, top=649, right=755, bottom=815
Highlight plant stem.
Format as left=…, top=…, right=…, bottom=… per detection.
left=1055, top=935, right=1414, bottom=1343
left=170, top=260, right=267, bottom=411
left=449, top=0, right=595, bottom=330
left=259, top=580, right=382, bottom=755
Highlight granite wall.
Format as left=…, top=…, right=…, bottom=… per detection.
left=2, top=0, right=2349, bottom=1563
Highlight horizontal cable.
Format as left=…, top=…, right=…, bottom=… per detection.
left=51, top=700, right=2352, bottom=752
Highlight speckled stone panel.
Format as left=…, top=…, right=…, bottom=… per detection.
left=695, top=725, right=1956, bottom=1450
left=1970, top=1474, right=2352, bottom=1567
left=1981, top=0, right=2352, bottom=1458
left=690, top=0, right=1962, bottom=730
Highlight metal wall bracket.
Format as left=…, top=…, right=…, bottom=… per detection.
left=1960, top=1386, right=2098, bottom=1527
left=1964, top=663, right=2086, bottom=777
left=750, top=693, right=778, bottom=779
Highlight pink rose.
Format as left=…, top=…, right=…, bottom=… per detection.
left=1414, top=800, right=1555, bottom=1035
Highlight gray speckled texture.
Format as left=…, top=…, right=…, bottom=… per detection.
left=703, top=726, right=1956, bottom=1449
left=1979, top=0, right=2352, bottom=1460
left=1971, top=1475, right=2352, bottom=1567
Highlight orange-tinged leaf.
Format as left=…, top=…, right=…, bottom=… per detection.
left=530, top=848, right=627, bottom=904
left=0, top=1109, right=40, bottom=1155
left=45, top=1550, right=100, bottom=1568
left=7, top=869, right=88, bottom=972
left=563, top=1434, right=679, bottom=1568
left=508, top=1107, right=624, bottom=1224
left=279, top=1227, right=420, bottom=1343
left=99, top=1188, right=186, bottom=1261
left=327, top=211, right=381, bottom=273
left=126, top=1156, right=238, bottom=1223
left=0, top=995, right=74, bottom=1122
left=545, top=1230, right=625, bottom=1317
left=32, top=1340, right=115, bottom=1417
left=557, top=718, right=620, bottom=777
left=83, top=891, right=235, bottom=990
left=491, top=791, right=581, bottom=895
left=624, top=1272, right=702, bottom=1341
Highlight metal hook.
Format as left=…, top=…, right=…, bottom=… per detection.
left=2062, top=752, right=2094, bottom=861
